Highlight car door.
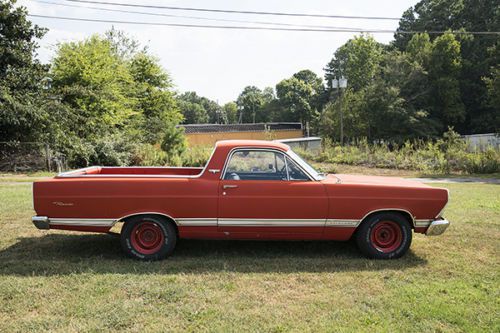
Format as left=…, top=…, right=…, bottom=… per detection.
left=218, top=148, right=328, bottom=239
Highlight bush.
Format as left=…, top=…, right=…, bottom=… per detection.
left=305, top=129, right=499, bottom=174
left=130, top=144, right=167, bottom=166
left=180, top=145, right=213, bottom=167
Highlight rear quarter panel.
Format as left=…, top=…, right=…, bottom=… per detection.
left=33, top=177, right=218, bottom=221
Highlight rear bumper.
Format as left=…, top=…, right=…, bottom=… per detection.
left=32, top=216, right=50, bottom=230
left=425, top=218, right=450, bottom=236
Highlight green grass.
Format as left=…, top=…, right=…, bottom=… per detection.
left=0, top=181, right=499, bottom=332
left=0, top=171, right=56, bottom=183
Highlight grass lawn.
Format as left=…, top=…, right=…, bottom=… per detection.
left=0, top=181, right=498, bottom=332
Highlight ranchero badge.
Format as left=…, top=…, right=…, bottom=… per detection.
left=52, top=201, right=74, bottom=206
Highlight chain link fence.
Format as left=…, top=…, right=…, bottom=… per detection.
left=0, top=142, right=67, bottom=173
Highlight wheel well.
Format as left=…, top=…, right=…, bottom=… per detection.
left=120, top=213, right=179, bottom=237
left=360, top=210, right=415, bottom=229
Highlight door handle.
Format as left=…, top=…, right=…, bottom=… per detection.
left=223, top=184, right=238, bottom=189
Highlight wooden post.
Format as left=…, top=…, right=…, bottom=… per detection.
left=45, top=143, right=51, bottom=172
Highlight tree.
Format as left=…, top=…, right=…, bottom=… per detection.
left=0, top=0, right=49, bottom=143
left=393, top=0, right=500, bottom=133
left=177, top=91, right=222, bottom=124
left=406, top=33, right=432, bottom=67
left=236, top=86, right=264, bottom=123
left=50, top=32, right=184, bottom=166
left=51, top=35, right=135, bottom=139
left=482, top=42, right=500, bottom=131
left=128, top=52, right=182, bottom=144
left=223, top=102, right=238, bottom=124
left=178, top=100, right=209, bottom=124
left=324, top=35, right=383, bottom=91
left=276, top=77, right=314, bottom=125
left=105, top=26, right=145, bottom=60
left=428, top=32, right=466, bottom=127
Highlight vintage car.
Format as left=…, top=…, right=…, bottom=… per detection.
left=32, top=140, right=449, bottom=260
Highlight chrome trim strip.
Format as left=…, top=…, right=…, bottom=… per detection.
left=285, top=150, right=322, bottom=181
left=218, top=218, right=325, bottom=227
left=415, top=219, right=433, bottom=227
left=49, top=218, right=116, bottom=227
left=116, top=212, right=179, bottom=225
left=177, top=218, right=217, bottom=226
left=325, top=219, right=360, bottom=227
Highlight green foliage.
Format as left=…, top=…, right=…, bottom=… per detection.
left=130, top=144, right=167, bottom=166
left=236, top=86, right=265, bottom=123
left=428, top=32, right=465, bottom=126
left=46, top=32, right=184, bottom=167
left=0, top=0, right=49, bottom=143
left=325, top=35, right=383, bottom=91
left=180, top=145, right=213, bottom=167
left=276, top=77, right=314, bottom=124
left=161, top=123, right=186, bottom=163
left=394, top=0, right=500, bottom=134
left=178, top=100, right=209, bottom=124
left=128, top=52, right=181, bottom=144
left=222, top=102, right=238, bottom=124
left=308, top=129, right=499, bottom=174
left=51, top=36, right=136, bottom=134
left=177, top=91, right=222, bottom=124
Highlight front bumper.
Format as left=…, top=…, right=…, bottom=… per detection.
left=425, top=218, right=450, bottom=236
left=32, top=216, right=50, bottom=230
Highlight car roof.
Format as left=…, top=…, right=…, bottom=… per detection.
left=215, top=140, right=290, bottom=152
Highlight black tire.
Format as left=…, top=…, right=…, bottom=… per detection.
left=355, top=212, right=412, bottom=259
left=120, top=215, right=177, bottom=261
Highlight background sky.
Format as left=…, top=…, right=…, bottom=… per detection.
left=19, top=0, right=419, bottom=103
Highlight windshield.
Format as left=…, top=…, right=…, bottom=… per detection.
left=286, top=150, right=325, bottom=181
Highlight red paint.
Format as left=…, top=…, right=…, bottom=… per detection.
left=370, top=221, right=403, bottom=253
left=130, top=221, right=165, bottom=255
left=33, top=140, right=448, bottom=242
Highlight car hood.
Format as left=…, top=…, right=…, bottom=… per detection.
left=321, top=174, right=431, bottom=188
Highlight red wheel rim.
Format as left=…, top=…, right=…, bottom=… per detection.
left=130, top=221, right=165, bottom=255
left=370, top=220, right=403, bottom=253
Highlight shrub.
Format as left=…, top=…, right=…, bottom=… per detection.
left=130, top=144, right=167, bottom=166
left=302, top=129, right=499, bottom=174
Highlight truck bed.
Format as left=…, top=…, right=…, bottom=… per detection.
left=57, top=166, right=204, bottom=178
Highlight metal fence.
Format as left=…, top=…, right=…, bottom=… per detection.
left=0, top=142, right=67, bottom=172
left=462, top=133, right=500, bottom=151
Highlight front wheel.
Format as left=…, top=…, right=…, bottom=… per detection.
left=121, top=215, right=177, bottom=260
left=355, top=212, right=412, bottom=259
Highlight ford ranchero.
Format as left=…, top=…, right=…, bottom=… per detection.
left=32, top=140, right=450, bottom=260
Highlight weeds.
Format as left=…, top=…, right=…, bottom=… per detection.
left=298, top=130, right=499, bottom=174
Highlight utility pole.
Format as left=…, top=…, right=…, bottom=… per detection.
left=332, top=77, right=348, bottom=145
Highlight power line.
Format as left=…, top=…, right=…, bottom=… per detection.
left=32, top=0, right=367, bottom=31
left=28, top=14, right=500, bottom=35
left=26, top=14, right=380, bottom=32
left=61, top=0, right=402, bottom=20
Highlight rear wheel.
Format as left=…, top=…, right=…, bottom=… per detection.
left=121, top=215, right=177, bottom=260
left=355, top=212, right=412, bottom=259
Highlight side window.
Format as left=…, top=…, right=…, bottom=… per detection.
left=286, top=156, right=310, bottom=181
left=224, top=150, right=287, bottom=180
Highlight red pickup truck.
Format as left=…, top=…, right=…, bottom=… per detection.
left=32, top=140, right=449, bottom=260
